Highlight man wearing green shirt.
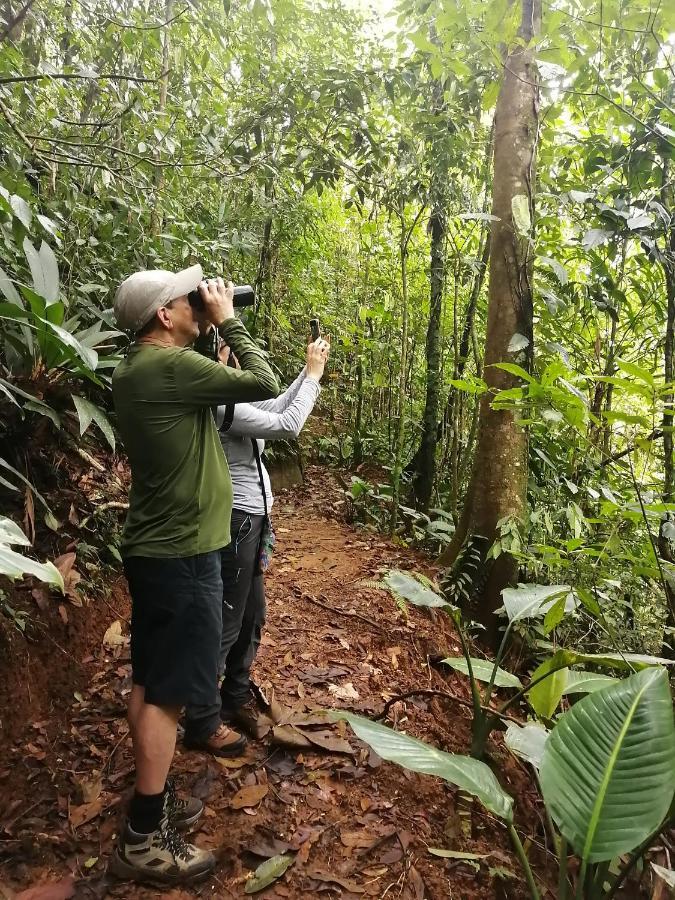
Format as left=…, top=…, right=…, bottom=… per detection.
left=109, top=266, right=278, bottom=887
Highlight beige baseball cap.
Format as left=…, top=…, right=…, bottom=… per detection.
left=114, top=264, right=203, bottom=332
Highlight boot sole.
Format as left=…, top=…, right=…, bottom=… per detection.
left=108, top=850, right=214, bottom=886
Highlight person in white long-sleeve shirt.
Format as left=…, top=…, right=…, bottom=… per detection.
left=183, top=337, right=330, bottom=750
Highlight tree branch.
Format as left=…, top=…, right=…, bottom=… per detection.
left=0, top=70, right=169, bottom=86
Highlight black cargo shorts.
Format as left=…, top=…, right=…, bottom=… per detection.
left=123, top=551, right=223, bottom=708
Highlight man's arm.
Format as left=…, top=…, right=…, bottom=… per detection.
left=174, top=333, right=279, bottom=406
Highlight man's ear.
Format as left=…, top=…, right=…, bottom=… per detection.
left=156, top=306, right=173, bottom=330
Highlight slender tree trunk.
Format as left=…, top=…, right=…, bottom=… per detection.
left=390, top=209, right=414, bottom=533
left=438, top=0, right=541, bottom=646
left=662, top=160, right=675, bottom=503
left=659, top=157, right=675, bottom=658
left=414, top=199, right=445, bottom=510
left=150, top=0, right=172, bottom=236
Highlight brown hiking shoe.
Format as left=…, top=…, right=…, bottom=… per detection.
left=184, top=722, right=246, bottom=757
left=224, top=686, right=286, bottom=740
left=109, top=817, right=215, bottom=886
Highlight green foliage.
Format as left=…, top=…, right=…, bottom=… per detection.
left=540, top=668, right=675, bottom=864
left=0, top=515, right=63, bottom=590
left=329, top=711, right=514, bottom=821
left=333, top=667, right=675, bottom=900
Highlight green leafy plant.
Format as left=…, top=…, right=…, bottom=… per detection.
left=0, top=515, right=64, bottom=590
left=331, top=667, right=675, bottom=900
left=378, top=570, right=673, bottom=759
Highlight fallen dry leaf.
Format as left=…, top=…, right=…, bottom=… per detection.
left=328, top=682, right=360, bottom=701
left=306, top=868, right=365, bottom=893
left=230, top=784, right=269, bottom=810
left=102, top=620, right=127, bottom=649
left=15, top=877, right=74, bottom=900
left=408, top=865, right=425, bottom=900
left=69, top=797, right=105, bottom=828
left=76, top=774, right=102, bottom=804
left=340, top=830, right=381, bottom=850
left=302, top=728, right=353, bottom=755
left=215, top=755, right=252, bottom=770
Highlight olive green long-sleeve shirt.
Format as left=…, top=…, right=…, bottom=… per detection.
left=112, top=318, right=279, bottom=558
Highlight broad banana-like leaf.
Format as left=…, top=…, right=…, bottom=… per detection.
left=0, top=515, right=30, bottom=546
left=501, top=584, right=572, bottom=623
left=505, top=722, right=549, bottom=769
left=0, top=515, right=64, bottom=591
left=539, top=668, right=675, bottom=863
left=441, top=656, right=522, bottom=688
left=569, top=651, right=675, bottom=670
left=562, top=671, right=618, bottom=694
left=527, top=652, right=569, bottom=718
left=330, top=711, right=513, bottom=821
left=382, top=570, right=446, bottom=608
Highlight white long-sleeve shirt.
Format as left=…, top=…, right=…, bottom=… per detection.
left=215, top=367, right=320, bottom=515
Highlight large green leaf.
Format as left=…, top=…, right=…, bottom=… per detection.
left=0, top=545, right=64, bottom=590
left=562, top=671, right=619, bottom=694
left=527, top=653, right=569, bottom=718
left=43, top=320, right=98, bottom=370
left=501, top=584, right=572, bottom=622
left=569, top=651, right=675, bottom=670
left=330, top=712, right=513, bottom=821
left=504, top=722, right=549, bottom=769
left=72, top=396, right=115, bottom=450
left=539, top=668, right=675, bottom=863
left=382, top=570, right=447, bottom=608
left=23, top=238, right=59, bottom=305
left=0, top=516, right=30, bottom=546
left=441, top=656, right=522, bottom=688
left=245, top=854, right=294, bottom=894
left=0, top=516, right=64, bottom=591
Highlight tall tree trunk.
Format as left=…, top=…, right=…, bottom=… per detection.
left=1, top=0, right=36, bottom=42
left=659, top=156, right=675, bottom=658
left=662, top=159, right=675, bottom=503
left=414, top=197, right=445, bottom=511
left=150, top=0, right=172, bottom=236
left=412, top=71, right=447, bottom=512
left=438, top=0, right=541, bottom=646
left=390, top=216, right=410, bottom=534
left=406, top=128, right=493, bottom=489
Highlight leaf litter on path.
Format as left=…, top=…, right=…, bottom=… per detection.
left=1, top=466, right=544, bottom=900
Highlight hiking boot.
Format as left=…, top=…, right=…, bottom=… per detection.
left=164, top=779, right=203, bottom=830
left=109, top=817, right=215, bottom=886
left=223, top=684, right=285, bottom=740
left=183, top=722, right=246, bottom=757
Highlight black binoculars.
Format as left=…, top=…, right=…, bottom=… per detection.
left=188, top=282, right=255, bottom=310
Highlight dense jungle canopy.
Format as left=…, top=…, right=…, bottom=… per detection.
left=3, top=1, right=675, bottom=898
left=3, top=0, right=675, bottom=646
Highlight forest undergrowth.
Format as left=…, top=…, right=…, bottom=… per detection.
left=0, top=463, right=591, bottom=900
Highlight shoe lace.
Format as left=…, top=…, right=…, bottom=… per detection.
left=157, top=818, right=194, bottom=863
left=164, top=779, right=188, bottom=816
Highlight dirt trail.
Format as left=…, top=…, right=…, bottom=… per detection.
left=0, top=467, right=540, bottom=900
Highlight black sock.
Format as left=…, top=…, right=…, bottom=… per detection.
left=128, top=789, right=166, bottom=834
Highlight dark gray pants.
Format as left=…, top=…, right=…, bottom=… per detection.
left=184, top=509, right=266, bottom=741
